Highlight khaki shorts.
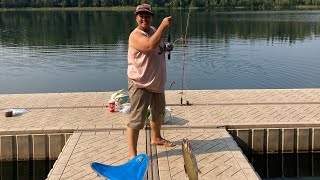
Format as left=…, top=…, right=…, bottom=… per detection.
left=127, top=79, right=166, bottom=130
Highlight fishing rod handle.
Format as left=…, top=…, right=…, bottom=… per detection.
left=168, top=34, right=171, bottom=60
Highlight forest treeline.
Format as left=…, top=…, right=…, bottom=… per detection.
left=1, top=0, right=320, bottom=9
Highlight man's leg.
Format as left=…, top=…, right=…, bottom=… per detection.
left=127, top=127, right=140, bottom=160
left=150, top=119, right=162, bottom=143
left=150, top=93, right=175, bottom=147
left=150, top=115, right=175, bottom=147
left=127, top=79, right=151, bottom=160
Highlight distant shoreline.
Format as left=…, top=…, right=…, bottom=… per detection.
left=0, top=7, right=136, bottom=12
left=0, top=6, right=320, bottom=12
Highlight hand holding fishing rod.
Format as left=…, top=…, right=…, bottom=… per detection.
left=159, top=16, right=174, bottom=54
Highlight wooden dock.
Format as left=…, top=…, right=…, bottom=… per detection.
left=1, top=89, right=320, bottom=179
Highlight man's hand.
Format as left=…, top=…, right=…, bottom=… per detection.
left=161, top=16, right=172, bottom=28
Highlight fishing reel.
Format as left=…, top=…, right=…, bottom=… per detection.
left=158, top=42, right=174, bottom=57
left=164, top=42, right=174, bottom=52
left=159, top=42, right=174, bottom=53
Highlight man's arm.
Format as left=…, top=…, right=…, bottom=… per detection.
left=129, top=16, right=172, bottom=53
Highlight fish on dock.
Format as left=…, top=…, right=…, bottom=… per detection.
left=182, top=138, right=202, bottom=180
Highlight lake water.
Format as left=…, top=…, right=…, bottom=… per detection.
left=246, top=153, right=320, bottom=180
left=0, top=10, right=320, bottom=94
left=0, top=160, right=55, bottom=180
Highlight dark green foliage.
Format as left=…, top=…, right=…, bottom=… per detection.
left=0, top=0, right=319, bottom=9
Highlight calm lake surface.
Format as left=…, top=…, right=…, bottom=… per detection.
left=246, top=153, right=320, bottom=180
left=0, top=10, right=320, bottom=94
left=0, top=160, right=55, bottom=180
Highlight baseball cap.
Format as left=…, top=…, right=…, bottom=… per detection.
left=135, top=3, right=154, bottom=15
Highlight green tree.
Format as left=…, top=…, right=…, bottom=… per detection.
left=100, top=0, right=107, bottom=6
left=1, top=0, right=10, bottom=7
left=78, top=0, right=92, bottom=6
left=92, top=0, right=100, bottom=6
left=60, top=0, right=70, bottom=6
left=43, top=0, right=53, bottom=7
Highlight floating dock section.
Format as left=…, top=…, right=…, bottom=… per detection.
left=1, top=89, right=320, bottom=179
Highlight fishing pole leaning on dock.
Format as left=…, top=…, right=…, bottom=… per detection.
left=165, top=0, right=193, bottom=106
left=165, top=0, right=192, bottom=106
left=179, top=0, right=193, bottom=106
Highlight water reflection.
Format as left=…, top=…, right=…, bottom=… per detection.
left=0, top=10, right=319, bottom=46
left=246, top=153, right=320, bottom=179
left=0, top=10, right=320, bottom=93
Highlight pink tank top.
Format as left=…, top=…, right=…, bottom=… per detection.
left=127, top=27, right=166, bottom=93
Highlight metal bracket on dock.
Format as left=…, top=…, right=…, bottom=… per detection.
left=180, top=98, right=192, bottom=106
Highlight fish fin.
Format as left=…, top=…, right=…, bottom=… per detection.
left=198, top=169, right=202, bottom=174
left=184, top=164, right=188, bottom=176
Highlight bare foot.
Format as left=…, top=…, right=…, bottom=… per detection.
left=128, top=154, right=136, bottom=161
left=151, top=138, right=176, bottom=147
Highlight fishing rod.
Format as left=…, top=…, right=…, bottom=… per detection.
left=180, top=0, right=193, bottom=106
left=167, top=0, right=171, bottom=60
left=164, top=0, right=192, bottom=106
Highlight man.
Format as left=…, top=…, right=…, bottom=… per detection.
left=127, top=3, right=175, bottom=160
